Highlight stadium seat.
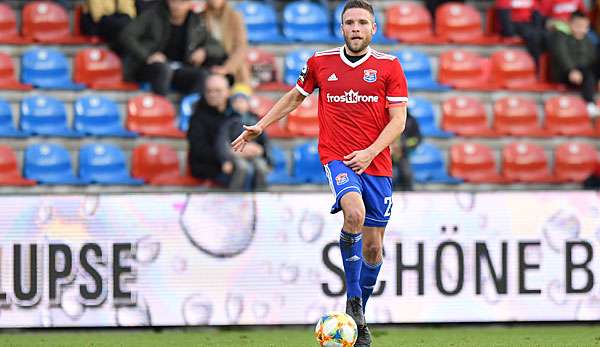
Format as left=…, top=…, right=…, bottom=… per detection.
left=0, top=145, right=36, bottom=186
left=0, top=98, right=27, bottom=138
left=292, top=141, right=327, bottom=184
left=493, top=96, right=549, bottom=137
left=333, top=3, right=395, bottom=44
left=79, top=143, right=143, bottom=185
left=449, top=142, right=505, bottom=183
left=21, top=48, right=85, bottom=90
left=266, top=145, right=294, bottom=185
left=410, top=142, right=462, bottom=184
left=246, top=48, right=288, bottom=91
left=441, top=96, right=498, bottom=137
left=74, top=95, right=137, bottom=137
left=283, top=1, right=336, bottom=43
left=23, top=143, right=83, bottom=185
left=407, top=96, right=453, bottom=138
left=132, top=144, right=201, bottom=186
left=250, top=95, right=293, bottom=138
left=0, top=3, right=30, bottom=44
left=502, top=142, right=556, bottom=183
left=384, top=3, right=439, bottom=43
left=284, top=49, right=315, bottom=86
left=235, top=1, right=288, bottom=44
left=22, top=1, right=88, bottom=44
left=127, top=94, right=185, bottom=138
left=20, top=95, right=82, bottom=137
left=74, top=48, right=138, bottom=90
left=179, top=93, right=200, bottom=132
left=288, top=94, right=319, bottom=137
left=490, top=50, right=554, bottom=91
left=392, top=50, right=450, bottom=91
left=544, top=96, right=595, bottom=136
left=438, top=50, right=493, bottom=90
left=0, top=52, right=32, bottom=90
left=554, top=142, right=599, bottom=182
left=435, top=3, right=499, bottom=44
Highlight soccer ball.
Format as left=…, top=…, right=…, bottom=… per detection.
left=314, top=311, right=358, bottom=347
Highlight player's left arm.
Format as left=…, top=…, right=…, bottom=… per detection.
left=343, top=104, right=406, bottom=174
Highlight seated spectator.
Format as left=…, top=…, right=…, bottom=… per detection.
left=203, top=0, right=251, bottom=86
left=187, top=74, right=270, bottom=191
left=391, top=111, right=422, bottom=191
left=549, top=11, right=600, bottom=116
left=119, top=0, right=227, bottom=95
left=540, top=0, right=587, bottom=33
left=80, top=0, right=136, bottom=51
left=496, top=0, right=546, bottom=66
left=136, top=0, right=161, bottom=13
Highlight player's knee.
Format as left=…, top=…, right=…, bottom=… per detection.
left=363, top=243, right=382, bottom=263
left=344, top=207, right=365, bottom=229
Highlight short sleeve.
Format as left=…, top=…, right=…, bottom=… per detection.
left=386, top=58, right=408, bottom=105
left=295, top=55, right=318, bottom=96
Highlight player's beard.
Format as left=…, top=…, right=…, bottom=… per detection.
left=344, top=35, right=371, bottom=55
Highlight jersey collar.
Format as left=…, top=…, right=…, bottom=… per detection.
left=340, top=45, right=371, bottom=68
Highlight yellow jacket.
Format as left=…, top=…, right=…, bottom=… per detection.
left=85, top=0, right=136, bottom=23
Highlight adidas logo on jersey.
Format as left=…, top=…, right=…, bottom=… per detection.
left=326, top=90, right=379, bottom=104
left=327, top=73, right=338, bottom=81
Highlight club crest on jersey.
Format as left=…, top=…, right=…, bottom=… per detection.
left=335, top=173, right=349, bottom=185
left=363, top=69, right=377, bottom=83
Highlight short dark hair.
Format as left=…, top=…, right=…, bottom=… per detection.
left=571, top=10, right=588, bottom=21
left=341, top=0, right=375, bottom=22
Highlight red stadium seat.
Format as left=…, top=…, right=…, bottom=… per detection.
left=74, top=48, right=138, bottom=90
left=435, top=3, right=500, bottom=44
left=250, top=95, right=294, bottom=138
left=438, top=50, right=493, bottom=90
left=246, top=48, right=288, bottom=91
left=441, top=96, right=499, bottom=136
left=450, top=142, right=506, bottom=183
left=127, top=94, right=185, bottom=138
left=288, top=94, right=319, bottom=137
left=0, top=52, right=32, bottom=90
left=384, top=3, right=441, bottom=43
left=0, top=145, right=36, bottom=186
left=0, top=3, right=31, bottom=44
left=490, top=50, right=555, bottom=91
left=544, top=96, right=595, bottom=136
left=132, top=144, right=202, bottom=186
left=502, top=142, right=556, bottom=183
left=554, top=142, right=599, bottom=182
left=22, top=1, right=88, bottom=44
left=493, top=96, right=550, bottom=136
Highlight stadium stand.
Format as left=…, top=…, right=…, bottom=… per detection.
left=73, top=48, right=138, bottom=90
left=449, top=142, right=506, bottom=183
left=410, top=142, right=462, bottom=184
left=407, top=96, right=453, bottom=138
left=127, top=94, right=185, bottom=138
left=0, top=52, right=32, bottom=90
left=20, top=95, right=82, bottom=137
left=554, top=142, right=599, bottom=183
left=501, top=142, right=556, bottom=183
left=24, top=143, right=84, bottom=185
left=0, top=145, right=35, bottom=186
left=78, top=143, right=144, bottom=185
left=492, top=96, right=549, bottom=137
left=179, top=93, right=200, bottom=132
left=21, top=47, right=85, bottom=90
left=73, top=95, right=137, bottom=137
left=282, top=1, right=337, bottom=43
left=392, top=49, right=450, bottom=91
left=0, top=97, right=27, bottom=138
left=441, top=96, right=499, bottom=137
left=132, top=143, right=201, bottom=186
left=21, top=1, right=88, bottom=44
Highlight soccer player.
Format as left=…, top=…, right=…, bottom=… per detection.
left=231, top=1, right=407, bottom=345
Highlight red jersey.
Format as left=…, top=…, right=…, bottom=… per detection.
left=540, top=0, right=586, bottom=21
left=496, top=0, right=538, bottom=22
left=295, top=46, right=408, bottom=177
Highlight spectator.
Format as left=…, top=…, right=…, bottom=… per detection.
left=136, top=0, right=161, bottom=13
left=496, top=0, right=547, bottom=66
left=80, top=0, right=136, bottom=51
left=187, top=74, right=270, bottom=191
left=203, top=0, right=251, bottom=86
left=540, top=0, right=587, bottom=32
left=391, top=111, right=422, bottom=191
left=549, top=11, right=600, bottom=116
left=119, top=0, right=228, bottom=96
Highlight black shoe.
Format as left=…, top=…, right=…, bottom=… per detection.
left=355, top=325, right=372, bottom=347
left=345, top=296, right=365, bottom=327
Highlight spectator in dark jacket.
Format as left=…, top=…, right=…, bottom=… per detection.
left=119, top=0, right=228, bottom=95
left=391, top=111, right=422, bottom=191
left=187, top=74, right=269, bottom=190
left=81, top=0, right=136, bottom=52
left=550, top=11, right=600, bottom=116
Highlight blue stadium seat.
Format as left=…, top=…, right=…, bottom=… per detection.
left=284, top=49, right=314, bottom=86
left=393, top=50, right=450, bottom=91
left=283, top=1, right=336, bottom=43
left=74, top=95, right=137, bottom=137
left=20, top=95, right=82, bottom=137
left=79, top=143, right=144, bottom=185
left=179, top=93, right=200, bottom=131
left=23, top=143, right=84, bottom=185
left=0, top=98, right=27, bottom=137
left=407, top=96, right=453, bottom=138
left=409, top=142, right=462, bottom=184
left=267, top=145, right=294, bottom=185
left=333, top=4, right=395, bottom=44
left=236, top=1, right=288, bottom=44
left=292, top=141, right=327, bottom=184
left=21, top=48, right=85, bottom=90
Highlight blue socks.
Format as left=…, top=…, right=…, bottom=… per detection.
left=339, top=230, right=363, bottom=299
left=360, top=260, right=382, bottom=311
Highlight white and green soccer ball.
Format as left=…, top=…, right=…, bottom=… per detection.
left=314, top=311, right=358, bottom=347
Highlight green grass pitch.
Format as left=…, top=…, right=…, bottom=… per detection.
left=1, top=325, right=599, bottom=347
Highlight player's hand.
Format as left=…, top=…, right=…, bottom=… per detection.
left=231, top=125, right=263, bottom=152
left=343, top=148, right=376, bottom=175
